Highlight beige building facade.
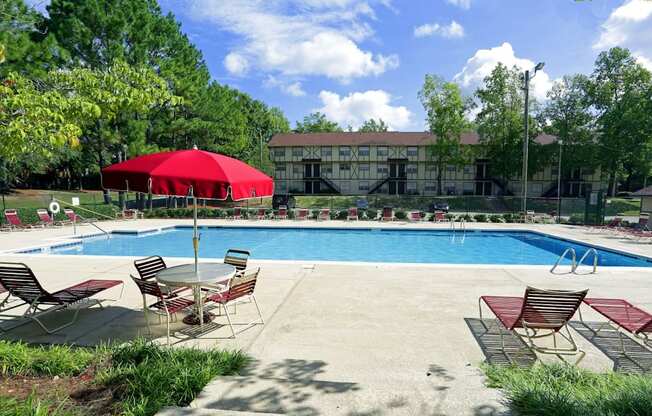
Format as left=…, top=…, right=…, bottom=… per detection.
left=268, top=132, right=605, bottom=197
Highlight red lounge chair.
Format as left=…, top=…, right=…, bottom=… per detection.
left=64, top=209, right=95, bottom=224
left=434, top=212, right=447, bottom=223
left=479, top=286, right=588, bottom=364
left=131, top=275, right=195, bottom=345
left=276, top=205, right=288, bottom=220
left=0, top=262, right=123, bottom=334
left=231, top=207, right=242, bottom=220
left=205, top=267, right=264, bottom=338
left=580, top=298, right=652, bottom=353
left=347, top=207, right=358, bottom=221
left=4, top=209, right=39, bottom=230
left=589, top=217, right=622, bottom=233
left=409, top=211, right=423, bottom=222
left=318, top=208, right=330, bottom=221
left=122, top=209, right=142, bottom=220
left=36, top=209, right=68, bottom=227
left=296, top=208, right=309, bottom=220
left=381, top=207, right=394, bottom=221
left=256, top=208, right=267, bottom=220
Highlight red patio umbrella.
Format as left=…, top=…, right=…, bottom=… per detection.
left=101, top=148, right=274, bottom=270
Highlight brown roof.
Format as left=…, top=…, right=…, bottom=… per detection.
left=269, top=132, right=557, bottom=147
left=633, top=186, right=652, bottom=196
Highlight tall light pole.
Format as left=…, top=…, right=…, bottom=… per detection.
left=556, top=140, right=563, bottom=223
left=521, top=62, right=545, bottom=216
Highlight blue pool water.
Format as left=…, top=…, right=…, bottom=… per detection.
left=38, top=227, right=652, bottom=267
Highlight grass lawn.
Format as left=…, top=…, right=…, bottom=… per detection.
left=483, top=363, right=652, bottom=416
left=0, top=340, right=248, bottom=416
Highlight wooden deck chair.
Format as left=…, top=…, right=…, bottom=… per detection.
left=296, top=208, right=309, bottom=220
left=347, top=207, right=358, bottom=221
left=205, top=268, right=264, bottom=338
left=64, top=209, right=95, bottom=224
left=479, top=286, right=588, bottom=364
left=0, top=262, right=123, bottom=334
left=381, top=207, right=394, bottom=221
left=579, top=298, right=652, bottom=356
left=131, top=275, right=194, bottom=345
left=318, top=208, right=330, bottom=221
left=276, top=205, right=288, bottom=220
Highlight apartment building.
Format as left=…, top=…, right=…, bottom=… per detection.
left=268, top=132, right=605, bottom=197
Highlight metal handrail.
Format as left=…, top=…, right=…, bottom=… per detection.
left=459, top=218, right=466, bottom=232
left=550, top=247, right=576, bottom=274
left=52, top=198, right=111, bottom=239
left=575, top=249, right=598, bottom=274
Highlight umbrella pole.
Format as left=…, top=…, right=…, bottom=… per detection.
left=193, top=196, right=198, bottom=273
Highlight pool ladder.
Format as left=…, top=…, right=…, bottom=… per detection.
left=550, top=247, right=598, bottom=274
left=450, top=218, right=466, bottom=243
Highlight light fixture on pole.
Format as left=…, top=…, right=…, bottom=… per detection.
left=521, top=61, right=545, bottom=217
left=556, top=139, right=563, bottom=223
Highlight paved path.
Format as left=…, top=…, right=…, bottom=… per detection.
left=0, top=219, right=651, bottom=415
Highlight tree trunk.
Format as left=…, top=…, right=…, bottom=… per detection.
left=437, top=164, right=443, bottom=196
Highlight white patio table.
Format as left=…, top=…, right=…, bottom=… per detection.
left=156, top=263, right=236, bottom=326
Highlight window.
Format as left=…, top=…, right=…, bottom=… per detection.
left=463, top=182, right=474, bottom=194
left=339, top=163, right=351, bottom=172
left=322, top=165, right=333, bottom=175
left=359, top=181, right=370, bottom=191
left=406, top=182, right=417, bottom=193
left=463, top=166, right=472, bottom=174
left=292, top=165, right=301, bottom=176
left=407, top=146, right=418, bottom=157
left=275, top=164, right=286, bottom=177
left=359, top=163, right=370, bottom=172
left=273, top=148, right=285, bottom=157
left=426, top=163, right=437, bottom=172
left=407, top=164, right=418, bottom=175
left=340, top=181, right=350, bottom=194
left=358, top=146, right=370, bottom=157
left=321, top=147, right=332, bottom=157
left=292, top=147, right=303, bottom=157
left=425, top=183, right=437, bottom=192
left=339, top=146, right=351, bottom=157
left=377, top=146, right=388, bottom=157
left=277, top=182, right=287, bottom=192
left=530, top=183, right=543, bottom=195
left=377, top=163, right=389, bottom=175
left=447, top=165, right=457, bottom=172
left=445, top=183, right=456, bottom=195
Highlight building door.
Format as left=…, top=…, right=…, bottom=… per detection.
left=389, top=161, right=407, bottom=195
left=303, top=162, right=321, bottom=194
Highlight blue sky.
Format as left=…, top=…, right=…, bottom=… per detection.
left=31, top=0, right=652, bottom=130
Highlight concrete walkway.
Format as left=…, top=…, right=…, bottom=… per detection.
left=1, top=220, right=651, bottom=415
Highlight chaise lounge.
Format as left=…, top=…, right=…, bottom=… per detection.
left=0, top=262, right=123, bottom=334
left=479, top=286, right=588, bottom=364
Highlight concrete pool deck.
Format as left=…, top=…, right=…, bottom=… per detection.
left=0, top=219, right=651, bottom=415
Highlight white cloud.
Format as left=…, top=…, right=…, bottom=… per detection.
left=223, top=53, right=249, bottom=76
left=263, top=75, right=306, bottom=97
left=414, top=21, right=465, bottom=38
left=594, top=0, right=652, bottom=70
left=445, top=0, right=471, bottom=10
left=317, top=90, right=412, bottom=130
left=188, top=0, right=398, bottom=81
left=454, top=42, right=553, bottom=101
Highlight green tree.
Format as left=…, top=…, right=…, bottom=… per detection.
left=294, top=112, right=342, bottom=133
left=474, top=63, right=541, bottom=193
left=0, top=0, right=66, bottom=78
left=586, top=47, right=652, bottom=194
left=358, top=118, right=389, bottom=132
left=418, top=75, right=470, bottom=195
left=540, top=74, right=597, bottom=193
left=0, top=73, right=98, bottom=165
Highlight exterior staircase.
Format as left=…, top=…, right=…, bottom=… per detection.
left=367, top=176, right=389, bottom=194
left=319, top=176, right=341, bottom=194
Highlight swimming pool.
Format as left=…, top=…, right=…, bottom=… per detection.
left=25, top=226, right=652, bottom=267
